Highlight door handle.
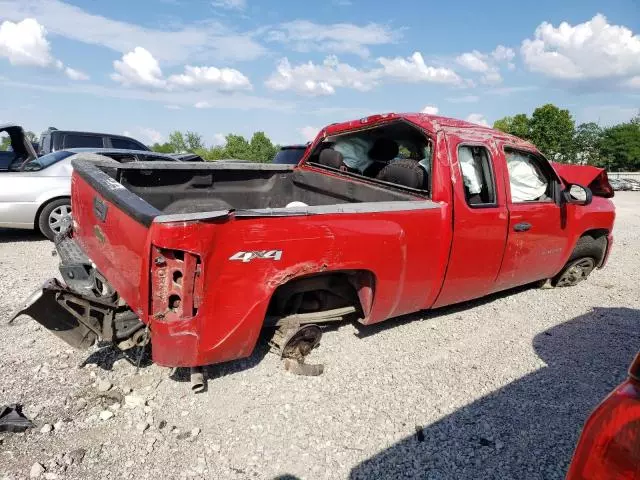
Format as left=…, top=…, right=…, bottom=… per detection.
left=514, top=222, right=532, bottom=232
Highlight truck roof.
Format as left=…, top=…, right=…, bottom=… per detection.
left=323, top=112, right=535, bottom=150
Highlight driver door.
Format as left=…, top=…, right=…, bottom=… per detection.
left=493, top=144, right=570, bottom=291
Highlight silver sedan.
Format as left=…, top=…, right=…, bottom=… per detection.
left=0, top=149, right=181, bottom=240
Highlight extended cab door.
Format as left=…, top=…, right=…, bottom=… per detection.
left=493, top=143, right=569, bottom=290
left=432, top=134, right=509, bottom=308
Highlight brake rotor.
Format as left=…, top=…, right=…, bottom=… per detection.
left=279, top=324, right=321, bottom=360
left=270, top=324, right=324, bottom=376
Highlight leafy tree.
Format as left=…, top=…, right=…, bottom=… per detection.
left=224, top=134, right=251, bottom=160
left=529, top=104, right=575, bottom=162
left=151, top=142, right=175, bottom=153
left=25, top=131, right=37, bottom=142
left=573, top=122, right=603, bottom=165
left=0, top=135, right=9, bottom=151
left=599, top=120, right=640, bottom=171
left=185, top=131, right=205, bottom=152
left=168, top=131, right=187, bottom=153
left=493, top=114, right=530, bottom=140
left=248, top=131, right=278, bottom=163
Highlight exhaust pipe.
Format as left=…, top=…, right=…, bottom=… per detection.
left=190, top=367, right=205, bottom=393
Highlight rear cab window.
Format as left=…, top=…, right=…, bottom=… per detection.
left=63, top=134, right=104, bottom=149
left=457, top=145, right=497, bottom=206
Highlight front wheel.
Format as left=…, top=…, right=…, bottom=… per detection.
left=553, top=257, right=596, bottom=287
left=38, top=198, right=71, bottom=241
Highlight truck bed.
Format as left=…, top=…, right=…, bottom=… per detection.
left=77, top=160, right=424, bottom=221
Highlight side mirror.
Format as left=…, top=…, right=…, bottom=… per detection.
left=563, top=183, right=593, bottom=206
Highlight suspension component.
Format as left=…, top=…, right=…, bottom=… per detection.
left=269, top=323, right=324, bottom=376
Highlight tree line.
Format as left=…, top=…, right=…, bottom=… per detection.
left=151, top=131, right=279, bottom=163
left=493, top=104, right=640, bottom=171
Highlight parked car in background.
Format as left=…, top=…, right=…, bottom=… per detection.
left=0, top=124, right=37, bottom=171
left=38, top=127, right=149, bottom=155
left=624, top=178, right=640, bottom=191
left=0, top=148, right=180, bottom=240
left=272, top=144, right=308, bottom=164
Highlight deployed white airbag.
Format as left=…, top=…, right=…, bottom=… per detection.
left=333, top=137, right=374, bottom=173
left=506, top=152, right=548, bottom=202
left=458, top=147, right=484, bottom=194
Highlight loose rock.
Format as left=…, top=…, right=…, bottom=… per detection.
left=29, top=463, right=45, bottom=479
left=99, top=410, right=114, bottom=421
left=40, top=424, right=53, bottom=434
left=97, top=379, right=113, bottom=392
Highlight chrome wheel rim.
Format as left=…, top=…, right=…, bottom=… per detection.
left=48, top=204, right=72, bottom=233
left=556, top=258, right=595, bottom=287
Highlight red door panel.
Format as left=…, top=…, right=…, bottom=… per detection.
left=432, top=134, right=509, bottom=308
left=494, top=144, right=569, bottom=291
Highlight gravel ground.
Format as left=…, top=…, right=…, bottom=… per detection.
left=1, top=192, right=639, bottom=480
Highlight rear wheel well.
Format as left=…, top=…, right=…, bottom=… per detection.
left=34, top=196, right=70, bottom=231
left=267, top=270, right=375, bottom=320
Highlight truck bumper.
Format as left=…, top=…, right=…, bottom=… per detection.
left=10, top=278, right=99, bottom=349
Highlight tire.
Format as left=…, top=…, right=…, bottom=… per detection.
left=38, top=198, right=71, bottom=241
left=551, top=235, right=606, bottom=287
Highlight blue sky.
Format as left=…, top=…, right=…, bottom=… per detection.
left=0, top=0, right=638, bottom=147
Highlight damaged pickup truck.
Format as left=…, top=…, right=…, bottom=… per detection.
left=12, top=113, right=616, bottom=374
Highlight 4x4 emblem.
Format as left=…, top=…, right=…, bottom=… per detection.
left=229, top=250, right=282, bottom=263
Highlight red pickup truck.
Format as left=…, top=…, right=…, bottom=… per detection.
left=13, top=113, right=615, bottom=372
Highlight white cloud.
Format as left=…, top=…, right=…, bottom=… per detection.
left=64, top=66, right=89, bottom=81
left=0, top=18, right=53, bottom=66
left=456, top=51, right=490, bottom=72
left=378, top=52, right=462, bottom=85
left=266, top=20, right=398, bottom=57
left=298, top=126, right=319, bottom=142
left=465, top=113, right=489, bottom=126
left=0, top=17, right=89, bottom=81
left=482, top=70, right=503, bottom=85
left=111, top=47, right=166, bottom=88
left=167, top=65, right=251, bottom=91
left=212, top=133, right=226, bottom=145
left=138, top=127, right=163, bottom=144
left=265, top=56, right=379, bottom=96
left=194, top=101, right=211, bottom=108
left=112, top=47, right=253, bottom=92
left=421, top=105, right=439, bottom=115
left=212, top=0, right=246, bottom=10
left=266, top=52, right=463, bottom=96
left=456, top=46, right=515, bottom=85
left=0, top=0, right=266, bottom=64
left=491, top=45, right=515, bottom=62
left=0, top=76, right=293, bottom=112
left=626, top=76, right=640, bottom=89
left=521, top=14, right=640, bottom=87
left=446, top=94, right=479, bottom=103
left=165, top=104, right=182, bottom=110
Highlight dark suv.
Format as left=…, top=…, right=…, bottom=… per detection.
left=39, top=128, right=149, bottom=155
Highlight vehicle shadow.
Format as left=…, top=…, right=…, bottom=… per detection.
left=83, top=307, right=636, bottom=478
left=349, top=307, right=640, bottom=480
left=0, top=228, right=46, bottom=243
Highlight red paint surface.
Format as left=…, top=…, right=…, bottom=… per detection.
left=567, top=368, right=640, bottom=479
left=70, top=113, right=616, bottom=367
